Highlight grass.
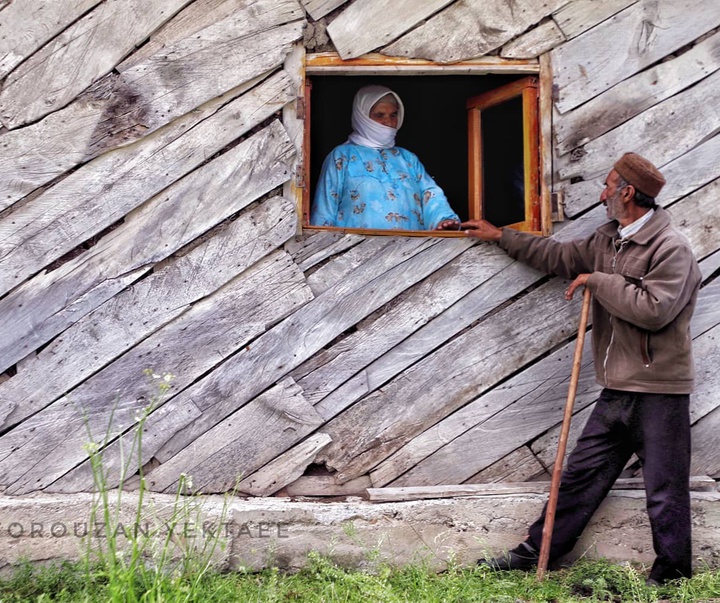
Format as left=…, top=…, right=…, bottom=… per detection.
left=1, top=554, right=720, bottom=602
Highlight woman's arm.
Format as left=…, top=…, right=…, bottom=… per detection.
left=310, top=149, right=346, bottom=226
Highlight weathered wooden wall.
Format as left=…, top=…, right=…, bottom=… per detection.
left=0, top=0, right=718, bottom=499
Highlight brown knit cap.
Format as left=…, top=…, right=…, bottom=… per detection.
left=613, top=152, right=666, bottom=198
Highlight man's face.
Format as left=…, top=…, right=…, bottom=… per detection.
left=601, top=169, right=629, bottom=222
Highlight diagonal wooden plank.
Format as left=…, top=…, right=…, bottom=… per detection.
left=0, top=119, right=295, bottom=373
left=0, top=0, right=193, bottom=129
left=374, top=344, right=597, bottom=487
left=294, top=244, right=508, bottom=404
left=326, top=0, right=455, bottom=60
left=555, top=29, right=720, bottom=155
left=500, top=19, right=565, bottom=60
left=0, top=250, right=313, bottom=494
left=0, top=0, right=103, bottom=78
left=145, top=378, right=323, bottom=493
left=234, top=433, right=333, bottom=497
left=0, top=15, right=301, bottom=210
left=118, top=0, right=304, bottom=71
left=561, top=134, right=720, bottom=218
left=317, top=277, right=588, bottom=484
left=312, top=260, right=542, bottom=422
left=0, top=195, right=298, bottom=430
left=382, top=0, right=570, bottom=63
left=151, top=238, right=471, bottom=461
left=301, top=0, right=350, bottom=20
left=558, top=69, right=720, bottom=181
left=45, top=237, right=469, bottom=493
left=0, top=74, right=293, bottom=297
left=551, top=0, right=720, bottom=114
left=285, top=231, right=365, bottom=273
left=552, top=0, right=637, bottom=40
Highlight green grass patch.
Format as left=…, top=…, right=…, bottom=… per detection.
left=2, top=555, right=720, bottom=603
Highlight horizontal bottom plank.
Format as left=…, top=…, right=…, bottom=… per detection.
left=367, top=476, right=718, bottom=502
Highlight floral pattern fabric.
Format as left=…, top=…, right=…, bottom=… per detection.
left=311, top=144, right=459, bottom=230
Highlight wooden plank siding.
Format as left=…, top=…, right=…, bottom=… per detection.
left=0, top=5, right=303, bottom=209
left=0, top=0, right=718, bottom=504
left=0, top=0, right=103, bottom=79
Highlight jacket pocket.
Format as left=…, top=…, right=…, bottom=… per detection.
left=640, top=331, right=652, bottom=367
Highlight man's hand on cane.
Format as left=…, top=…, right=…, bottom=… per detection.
left=565, top=274, right=591, bottom=301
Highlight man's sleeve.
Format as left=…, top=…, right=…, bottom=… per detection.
left=499, top=228, right=594, bottom=280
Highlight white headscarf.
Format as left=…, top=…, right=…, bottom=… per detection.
left=347, top=85, right=405, bottom=149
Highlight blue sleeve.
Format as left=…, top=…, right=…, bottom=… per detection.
left=407, top=152, right=459, bottom=229
left=311, top=148, right=345, bottom=226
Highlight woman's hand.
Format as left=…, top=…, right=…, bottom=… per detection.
left=460, top=220, right=502, bottom=241
left=435, top=219, right=462, bottom=231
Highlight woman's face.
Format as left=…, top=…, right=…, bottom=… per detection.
left=369, top=100, right=399, bottom=129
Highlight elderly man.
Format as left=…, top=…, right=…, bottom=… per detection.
left=463, top=153, right=701, bottom=585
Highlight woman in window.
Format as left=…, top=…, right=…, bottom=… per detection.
left=311, top=85, right=460, bottom=231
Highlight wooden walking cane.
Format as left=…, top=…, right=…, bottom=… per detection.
left=536, top=286, right=592, bottom=580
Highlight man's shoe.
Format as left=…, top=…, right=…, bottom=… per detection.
left=477, top=542, right=539, bottom=571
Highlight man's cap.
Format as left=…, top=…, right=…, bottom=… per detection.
left=613, top=152, right=666, bottom=198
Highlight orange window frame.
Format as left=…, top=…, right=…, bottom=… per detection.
left=298, top=53, right=550, bottom=237
left=467, top=76, right=540, bottom=232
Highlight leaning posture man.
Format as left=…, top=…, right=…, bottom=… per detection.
left=463, top=153, right=701, bottom=584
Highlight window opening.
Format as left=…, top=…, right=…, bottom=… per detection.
left=300, top=55, right=547, bottom=236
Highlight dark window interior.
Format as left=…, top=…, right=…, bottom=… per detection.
left=481, top=95, right=525, bottom=226
left=309, top=74, right=527, bottom=224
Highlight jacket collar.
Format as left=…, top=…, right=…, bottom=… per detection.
left=597, top=207, right=671, bottom=245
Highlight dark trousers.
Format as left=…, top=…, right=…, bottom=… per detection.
left=526, top=388, right=692, bottom=582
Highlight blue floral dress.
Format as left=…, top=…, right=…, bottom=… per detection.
left=311, top=144, right=459, bottom=230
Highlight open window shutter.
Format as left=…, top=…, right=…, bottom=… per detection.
left=466, top=77, right=540, bottom=231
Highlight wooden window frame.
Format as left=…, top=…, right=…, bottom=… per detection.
left=294, top=52, right=553, bottom=237
left=466, top=76, right=540, bottom=232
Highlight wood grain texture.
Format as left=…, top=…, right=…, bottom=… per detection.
left=0, top=0, right=102, bottom=78
left=236, top=433, right=333, bottom=497
left=500, top=19, right=566, bottom=60
left=147, top=238, right=471, bottom=467
left=0, top=0, right=192, bottom=129
left=367, top=476, right=717, bottom=502
left=371, top=339, right=598, bottom=487
left=312, top=259, right=543, bottom=422
left=118, top=0, right=304, bottom=71
left=1, top=251, right=313, bottom=494
left=561, top=133, right=720, bottom=218
left=301, top=0, right=349, bottom=20
left=0, top=120, right=295, bottom=373
left=145, top=378, right=323, bottom=493
left=465, top=446, right=546, bottom=484
left=0, top=195, right=298, bottom=430
left=552, top=0, right=637, bottom=39
left=285, top=231, right=365, bottom=272
left=551, top=0, right=720, bottom=114
left=0, top=15, right=300, bottom=209
left=668, top=178, right=720, bottom=261
left=284, top=474, right=371, bottom=496
left=383, top=0, right=570, bottom=63
left=0, top=74, right=293, bottom=296
left=326, top=0, right=455, bottom=60
left=555, top=29, right=720, bottom=155
left=558, top=69, right=720, bottom=181
left=293, top=243, right=507, bottom=405
left=319, top=277, right=588, bottom=484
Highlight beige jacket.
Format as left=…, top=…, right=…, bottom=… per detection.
left=500, top=208, right=701, bottom=394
